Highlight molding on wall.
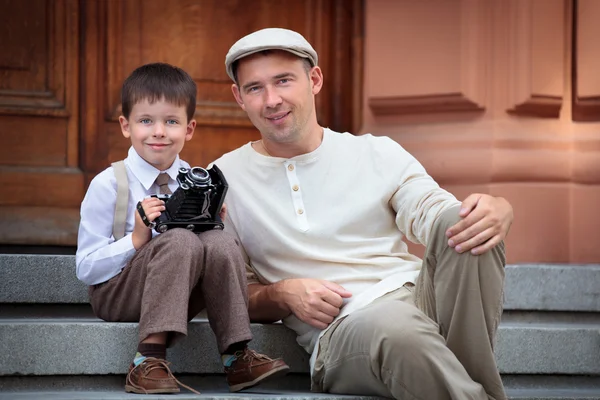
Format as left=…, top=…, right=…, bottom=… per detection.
left=382, top=129, right=600, bottom=185
left=366, top=0, right=488, bottom=117
left=506, top=95, right=563, bottom=118
left=505, top=0, right=564, bottom=118
left=572, top=0, right=600, bottom=121
left=369, top=93, right=484, bottom=116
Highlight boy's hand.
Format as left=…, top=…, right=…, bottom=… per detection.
left=132, top=197, right=165, bottom=250
left=219, top=203, right=228, bottom=222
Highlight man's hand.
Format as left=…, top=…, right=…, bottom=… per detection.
left=445, top=194, right=513, bottom=255
left=280, top=279, right=352, bottom=330
left=132, top=197, right=165, bottom=250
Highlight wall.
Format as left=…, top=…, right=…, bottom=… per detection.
left=362, top=0, right=600, bottom=263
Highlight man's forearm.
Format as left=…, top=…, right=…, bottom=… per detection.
left=248, top=281, right=292, bottom=323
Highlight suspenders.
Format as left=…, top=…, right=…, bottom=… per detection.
left=111, top=160, right=129, bottom=241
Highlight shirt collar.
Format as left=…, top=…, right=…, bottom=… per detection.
left=126, top=146, right=182, bottom=190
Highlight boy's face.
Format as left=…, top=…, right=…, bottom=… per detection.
left=119, top=98, right=195, bottom=171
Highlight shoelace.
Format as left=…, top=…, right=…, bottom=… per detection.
left=237, top=349, right=274, bottom=362
left=126, top=357, right=200, bottom=395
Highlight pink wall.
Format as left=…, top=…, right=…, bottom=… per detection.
left=362, top=0, right=600, bottom=263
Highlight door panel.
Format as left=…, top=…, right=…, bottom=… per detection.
left=0, top=0, right=363, bottom=246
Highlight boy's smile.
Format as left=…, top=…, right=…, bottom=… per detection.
left=119, top=98, right=196, bottom=171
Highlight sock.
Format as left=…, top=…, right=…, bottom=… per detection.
left=134, top=342, right=167, bottom=365
left=221, top=341, right=249, bottom=367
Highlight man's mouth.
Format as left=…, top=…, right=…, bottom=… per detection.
left=266, top=111, right=290, bottom=121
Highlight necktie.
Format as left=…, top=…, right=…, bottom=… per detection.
left=155, top=173, right=172, bottom=195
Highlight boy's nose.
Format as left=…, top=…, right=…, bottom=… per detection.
left=153, top=122, right=166, bottom=137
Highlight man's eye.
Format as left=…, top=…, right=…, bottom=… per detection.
left=278, top=79, right=289, bottom=84
left=248, top=87, right=259, bottom=93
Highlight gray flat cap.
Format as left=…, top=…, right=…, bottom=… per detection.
left=225, top=28, right=318, bottom=82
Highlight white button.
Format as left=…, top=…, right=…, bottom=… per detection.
left=288, top=164, right=294, bottom=171
left=297, top=209, right=304, bottom=215
left=292, top=184, right=299, bottom=191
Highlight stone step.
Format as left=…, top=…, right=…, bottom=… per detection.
left=2, top=254, right=600, bottom=311
left=1, top=375, right=600, bottom=399
left=1, top=314, right=599, bottom=376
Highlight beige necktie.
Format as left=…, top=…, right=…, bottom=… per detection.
left=155, top=173, right=172, bottom=194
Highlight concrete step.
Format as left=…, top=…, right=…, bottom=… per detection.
left=1, top=255, right=599, bottom=311
left=1, top=313, right=599, bottom=376
left=1, top=375, right=600, bottom=399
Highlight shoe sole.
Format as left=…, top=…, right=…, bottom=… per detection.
left=229, top=364, right=291, bottom=392
left=125, top=385, right=180, bottom=394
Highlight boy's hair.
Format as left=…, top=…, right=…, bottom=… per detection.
left=121, top=62, right=197, bottom=122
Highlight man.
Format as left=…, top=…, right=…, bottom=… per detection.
left=213, top=28, right=513, bottom=400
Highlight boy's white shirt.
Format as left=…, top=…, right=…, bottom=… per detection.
left=76, top=146, right=189, bottom=285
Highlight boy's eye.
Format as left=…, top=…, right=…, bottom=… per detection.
left=166, top=120, right=178, bottom=125
left=140, top=118, right=151, bottom=124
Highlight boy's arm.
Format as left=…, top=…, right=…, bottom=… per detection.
left=76, top=172, right=138, bottom=286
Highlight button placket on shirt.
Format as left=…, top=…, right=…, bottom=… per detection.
left=284, top=160, right=309, bottom=231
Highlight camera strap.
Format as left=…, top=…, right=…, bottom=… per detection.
left=111, top=160, right=129, bottom=241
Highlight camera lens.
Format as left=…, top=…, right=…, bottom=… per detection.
left=188, top=167, right=211, bottom=186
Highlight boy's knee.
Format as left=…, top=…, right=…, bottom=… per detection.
left=198, top=230, right=243, bottom=263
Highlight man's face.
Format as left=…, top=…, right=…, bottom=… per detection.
left=119, top=98, right=196, bottom=171
left=232, top=51, right=322, bottom=145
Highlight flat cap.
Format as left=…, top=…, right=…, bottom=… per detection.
left=225, top=28, right=318, bottom=82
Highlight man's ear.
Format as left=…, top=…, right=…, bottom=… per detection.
left=231, top=84, right=246, bottom=111
left=310, top=66, right=324, bottom=95
left=119, top=116, right=131, bottom=139
left=186, top=119, right=196, bottom=141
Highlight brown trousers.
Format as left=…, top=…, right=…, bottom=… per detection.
left=312, top=206, right=506, bottom=400
left=89, top=228, right=252, bottom=353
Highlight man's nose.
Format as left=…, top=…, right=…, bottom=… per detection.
left=264, top=87, right=283, bottom=108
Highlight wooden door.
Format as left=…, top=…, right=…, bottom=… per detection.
left=0, top=0, right=363, bottom=246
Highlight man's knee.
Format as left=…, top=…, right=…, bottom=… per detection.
left=432, top=205, right=462, bottom=235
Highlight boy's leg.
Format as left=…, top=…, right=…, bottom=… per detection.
left=414, top=205, right=507, bottom=400
left=90, top=228, right=210, bottom=394
left=186, top=229, right=290, bottom=392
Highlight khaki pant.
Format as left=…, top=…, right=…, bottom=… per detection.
left=312, top=206, right=506, bottom=400
left=89, top=228, right=252, bottom=353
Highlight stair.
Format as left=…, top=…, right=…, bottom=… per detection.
left=1, top=254, right=599, bottom=399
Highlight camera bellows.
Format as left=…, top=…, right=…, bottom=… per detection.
left=155, top=173, right=172, bottom=195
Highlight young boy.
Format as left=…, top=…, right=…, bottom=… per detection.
left=76, top=62, right=289, bottom=394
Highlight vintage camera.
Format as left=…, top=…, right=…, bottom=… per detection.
left=151, top=164, right=228, bottom=234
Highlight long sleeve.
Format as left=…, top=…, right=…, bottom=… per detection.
left=384, top=138, right=460, bottom=246
left=75, top=169, right=137, bottom=286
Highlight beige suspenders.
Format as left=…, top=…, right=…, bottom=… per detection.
left=111, top=160, right=129, bottom=241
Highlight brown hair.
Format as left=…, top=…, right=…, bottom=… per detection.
left=121, top=62, right=197, bottom=121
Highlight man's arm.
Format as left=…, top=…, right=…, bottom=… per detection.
left=248, top=279, right=352, bottom=330
left=247, top=282, right=291, bottom=323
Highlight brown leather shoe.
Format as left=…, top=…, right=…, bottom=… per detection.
left=225, top=348, right=290, bottom=392
left=125, top=357, right=200, bottom=394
